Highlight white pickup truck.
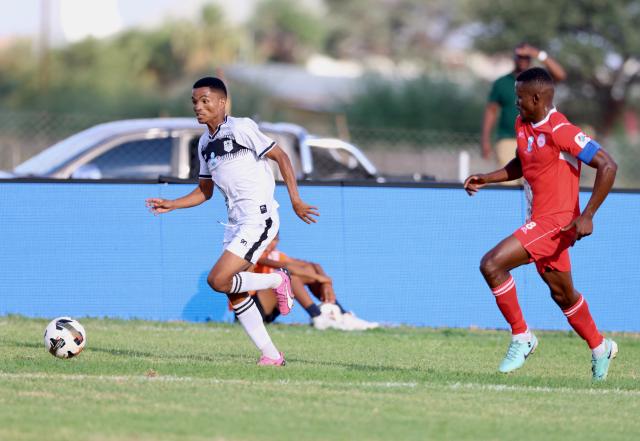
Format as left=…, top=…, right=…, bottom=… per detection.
left=2, top=118, right=385, bottom=182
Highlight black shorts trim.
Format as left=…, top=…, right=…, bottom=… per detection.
left=243, top=217, right=273, bottom=262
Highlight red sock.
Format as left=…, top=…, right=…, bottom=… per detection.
left=562, top=294, right=604, bottom=349
left=491, top=275, right=527, bottom=335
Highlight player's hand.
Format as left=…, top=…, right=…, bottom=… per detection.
left=515, top=44, right=540, bottom=59
left=292, top=199, right=319, bottom=224
left=463, top=174, right=488, bottom=196
left=145, top=198, right=175, bottom=215
left=316, top=274, right=332, bottom=284
left=561, top=215, right=593, bottom=243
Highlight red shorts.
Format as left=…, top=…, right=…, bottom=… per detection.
left=513, top=216, right=576, bottom=274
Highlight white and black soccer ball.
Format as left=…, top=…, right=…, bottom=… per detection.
left=44, top=317, right=86, bottom=359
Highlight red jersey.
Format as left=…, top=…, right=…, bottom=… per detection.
left=515, top=108, right=600, bottom=221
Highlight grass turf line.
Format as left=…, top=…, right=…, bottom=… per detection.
left=0, top=316, right=638, bottom=441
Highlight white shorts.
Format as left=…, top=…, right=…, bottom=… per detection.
left=222, top=211, right=280, bottom=264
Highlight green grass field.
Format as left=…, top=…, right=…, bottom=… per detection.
left=1, top=315, right=639, bottom=441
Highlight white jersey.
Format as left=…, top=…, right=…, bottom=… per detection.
left=198, top=116, right=279, bottom=225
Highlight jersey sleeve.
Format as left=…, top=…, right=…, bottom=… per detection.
left=234, top=118, right=276, bottom=158
left=197, top=137, right=212, bottom=179
left=552, top=123, right=601, bottom=164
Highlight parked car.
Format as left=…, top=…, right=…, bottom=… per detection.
left=2, top=118, right=388, bottom=182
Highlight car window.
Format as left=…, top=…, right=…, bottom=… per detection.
left=309, top=146, right=370, bottom=180
left=73, top=138, right=174, bottom=179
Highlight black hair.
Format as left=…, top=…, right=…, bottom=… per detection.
left=516, top=67, right=554, bottom=88
left=192, top=77, right=227, bottom=97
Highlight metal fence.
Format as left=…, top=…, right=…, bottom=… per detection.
left=0, top=110, right=114, bottom=171
left=1, top=110, right=638, bottom=188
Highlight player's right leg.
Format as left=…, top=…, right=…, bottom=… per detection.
left=216, top=215, right=294, bottom=315
left=479, top=235, right=536, bottom=373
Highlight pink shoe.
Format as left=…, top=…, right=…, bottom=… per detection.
left=258, top=352, right=286, bottom=366
left=274, top=269, right=294, bottom=315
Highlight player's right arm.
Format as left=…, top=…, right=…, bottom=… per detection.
left=464, top=156, right=523, bottom=196
left=481, top=102, right=499, bottom=159
left=146, top=179, right=213, bottom=215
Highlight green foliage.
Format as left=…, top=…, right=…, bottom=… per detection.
left=467, top=0, right=640, bottom=132
left=0, top=4, right=241, bottom=118
left=324, top=0, right=463, bottom=59
left=344, top=74, right=485, bottom=134
left=1, top=316, right=639, bottom=441
left=251, top=0, right=326, bottom=62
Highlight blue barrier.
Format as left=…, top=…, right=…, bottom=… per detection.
left=0, top=182, right=638, bottom=331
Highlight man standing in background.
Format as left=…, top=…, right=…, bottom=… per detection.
left=482, top=43, right=567, bottom=167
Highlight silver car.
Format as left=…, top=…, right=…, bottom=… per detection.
left=5, top=118, right=382, bottom=182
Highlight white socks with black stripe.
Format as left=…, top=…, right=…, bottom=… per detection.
left=233, top=296, right=280, bottom=359
left=230, top=272, right=282, bottom=294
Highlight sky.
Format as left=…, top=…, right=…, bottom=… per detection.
left=0, top=0, right=255, bottom=43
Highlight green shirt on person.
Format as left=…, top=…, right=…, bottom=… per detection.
left=488, top=72, right=519, bottom=140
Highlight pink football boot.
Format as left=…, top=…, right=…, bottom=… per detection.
left=274, top=269, right=294, bottom=315
left=258, top=352, right=286, bottom=366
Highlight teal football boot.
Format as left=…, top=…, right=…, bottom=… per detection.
left=592, top=339, right=618, bottom=381
left=498, top=333, right=538, bottom=373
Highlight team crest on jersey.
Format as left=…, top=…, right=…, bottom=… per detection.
left=526, top=136, right=534, bottom=152
left=536, top=134, right=546, bottom=147
left=223, top=139, right=234, bottom=152
left=574, top=132, right=591, bottom=148
left=518, top=131, right=525, bottom=139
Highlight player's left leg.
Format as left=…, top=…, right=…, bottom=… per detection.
left=208, top=251, right=284, bottom=365
left=254, top=290, right=281, bottom=324
left=540, top=269, right=617, bottom=380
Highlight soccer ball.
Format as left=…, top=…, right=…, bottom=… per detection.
left=44, top=317, right=86, bottom=359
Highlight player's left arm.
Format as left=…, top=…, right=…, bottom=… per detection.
left=560, top=145, right=618, bottom=240
left=265, top=145, right=319, bottom=224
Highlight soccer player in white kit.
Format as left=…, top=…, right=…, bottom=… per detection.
left=146, top=77, right=319, bottom=366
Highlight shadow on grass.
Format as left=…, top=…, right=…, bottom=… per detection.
left=8, top=338, right=424, bottom=375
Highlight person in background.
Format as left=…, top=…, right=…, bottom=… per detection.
left=482, top=42, right=567, bottom=168
left=249, top=234, right=379, bottom=331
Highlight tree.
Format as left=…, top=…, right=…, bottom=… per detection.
left=323, top=0, right=464, bottom=60
left=0, top=4, right=243, bottom=117
left=250, top=0, right=326, bottom=63
left=343, top=74, right=484, bottom=134
left=466, top=0, right=640, bottom=133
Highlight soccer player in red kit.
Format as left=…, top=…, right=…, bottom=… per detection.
left=464, top=67, right=619, bottom=381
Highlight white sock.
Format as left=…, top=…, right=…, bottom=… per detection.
left=233, top=296, right=280, bottom=359
left=592, top=339, right=606, bottom=358
left=512, top=329, right=532, bottom=343
left=230, top=272, right=281, bottom=294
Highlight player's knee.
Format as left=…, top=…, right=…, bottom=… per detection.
left=549, top=289, right=573, bottom=309
left=207, top=273, right=230, bottom=293
left=479, top=253, right=499, bottom=278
